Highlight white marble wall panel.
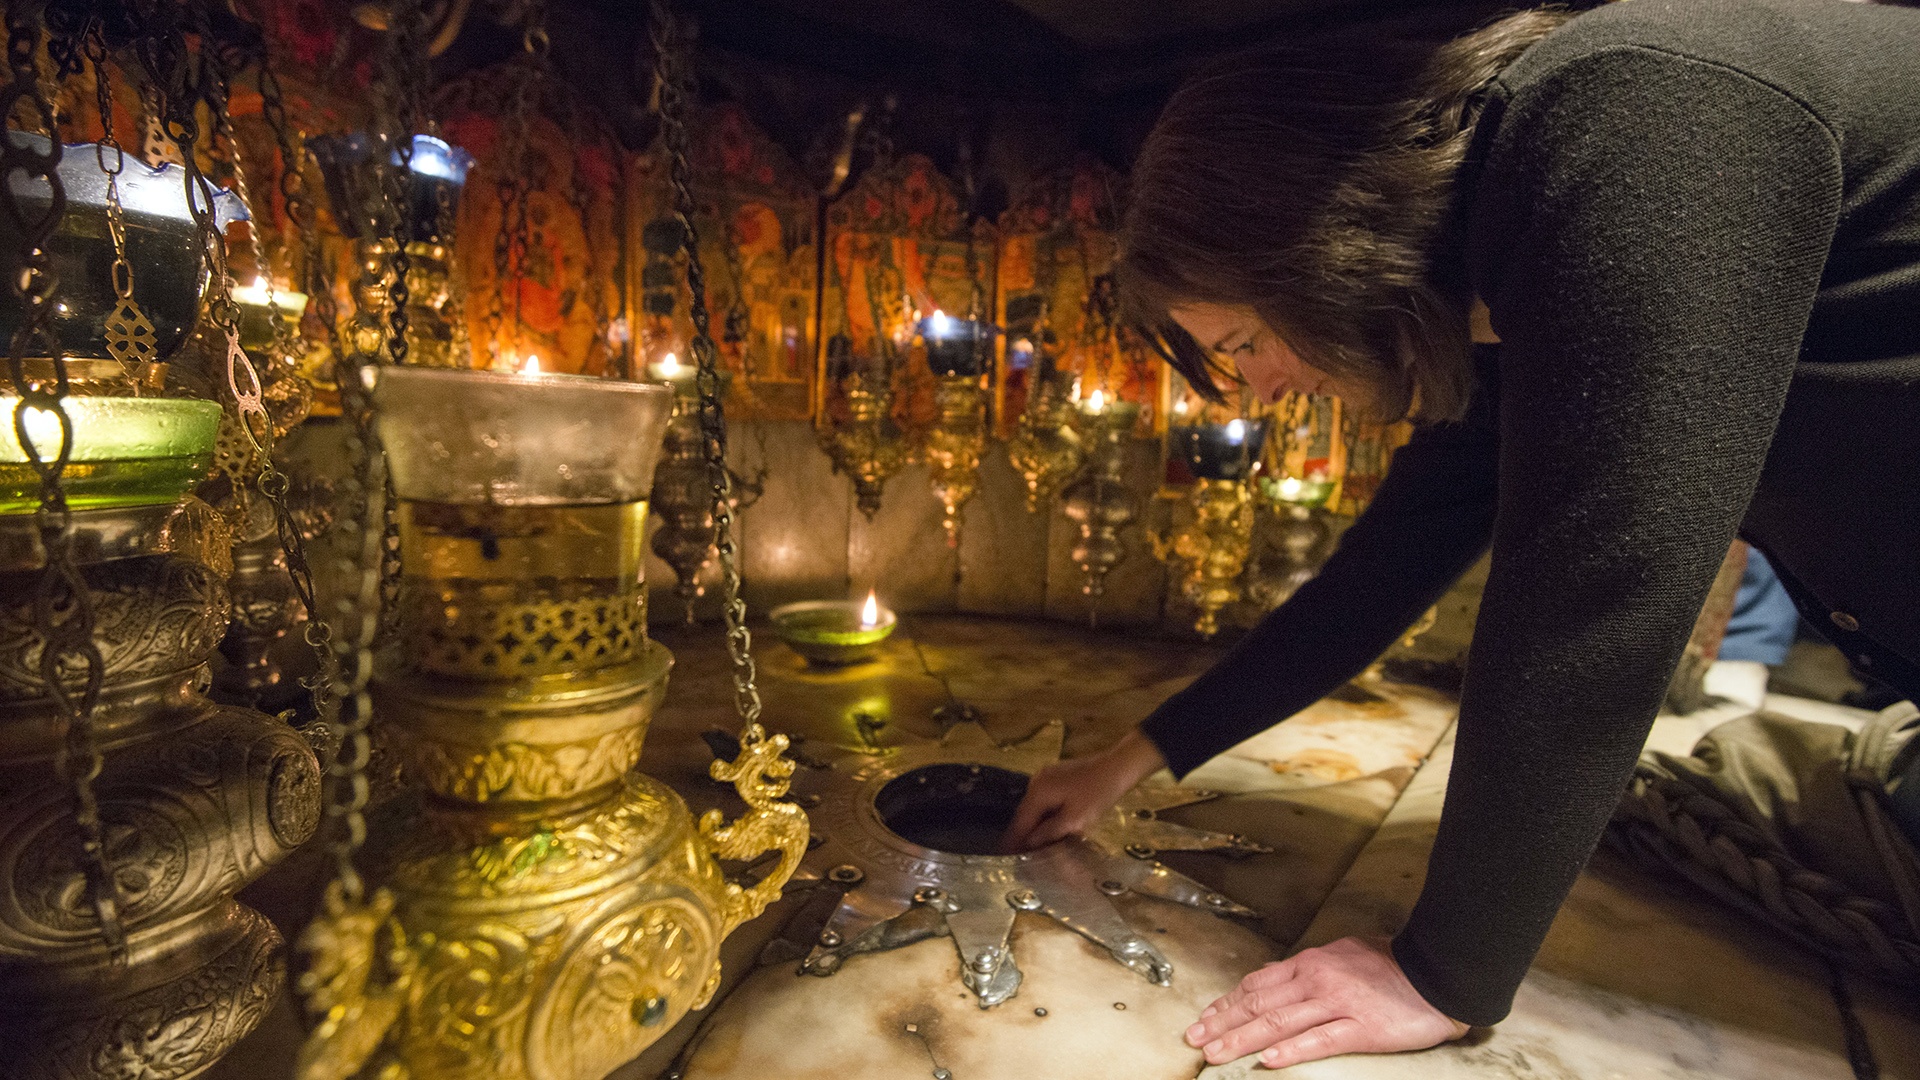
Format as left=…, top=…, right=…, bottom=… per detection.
left=956, top=443, right=1052, bottom=617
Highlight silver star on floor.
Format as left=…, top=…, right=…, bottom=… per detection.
left=787, top=721, right=1269, bottom=1007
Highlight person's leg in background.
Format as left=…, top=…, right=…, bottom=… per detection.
left=1707, top=548, right=1800, bottom=709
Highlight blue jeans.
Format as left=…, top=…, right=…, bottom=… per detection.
left=1721, top=549, right=1798, bottom=665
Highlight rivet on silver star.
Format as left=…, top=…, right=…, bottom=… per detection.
left=787, top=721, right=1269, bottom=1008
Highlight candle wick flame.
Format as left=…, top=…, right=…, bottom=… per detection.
left=524, top=355, right=542, bottom=375
left=860, top=590, right=880, bottom=628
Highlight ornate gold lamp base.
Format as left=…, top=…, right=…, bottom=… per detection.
left=0, top=502, right=322, bottom=1080
left=300, top=366, right=806, bottom=1080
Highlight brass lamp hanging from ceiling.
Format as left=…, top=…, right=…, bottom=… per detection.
left=290, top=6, right=807, bottom=1078
left=0, top=12, right=328, bottom=1077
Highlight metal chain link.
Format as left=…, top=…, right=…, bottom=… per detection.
left=650, top=0, right=765, bottom=738
left=379, top=0, right=423, bottom=367
left=257, top=28, right=384, bottom=902
left=4, top=7, right=126, bottom=958
left=191, top=36, right=348, bottom=702
left=86, top=33, right=158, bottom=392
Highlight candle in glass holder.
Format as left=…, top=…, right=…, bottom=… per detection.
left=231, top=275, right=310, bottom=351
left=1172, top=417, right=1270, bottom=481
left=647, top=351, right=695, bottom=384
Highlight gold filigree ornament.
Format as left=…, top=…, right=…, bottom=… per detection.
left=97, top=109, right=160, bottom=385
left=296, top=881, right=418, bottom=1080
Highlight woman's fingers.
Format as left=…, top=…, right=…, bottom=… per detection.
left=1200, top=1001, right=1335, bottom=1064
left=998, top=789, right=1059, bottom=853
left=1186, top=965, right=1310, bottom=1049
left=1259, top=1017, right=1369, bottom=1070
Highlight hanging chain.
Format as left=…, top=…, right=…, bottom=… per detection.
left=88, top=35, right=157, bottom=390
left=487, top=12, right=543, bottom=364
left=4, top=8, right=126, bottom=958
left=379, top=0, right=423, bottom=367
left=651, top=0, right=765, bottom=736
left=258, top=42, right=385, bottom=905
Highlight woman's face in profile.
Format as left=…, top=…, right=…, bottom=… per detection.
left=1169, top=303, right=1341, bottom=404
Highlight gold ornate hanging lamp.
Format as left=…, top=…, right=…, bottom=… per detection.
left=291, top=7, right=807, bottom=1077
left=0, top=13, right=326, bottom=1076
left=1154, top=414, right=1267, bottom=637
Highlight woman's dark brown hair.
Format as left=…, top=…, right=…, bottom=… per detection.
left=1119, top=8, right=1577, bottom=423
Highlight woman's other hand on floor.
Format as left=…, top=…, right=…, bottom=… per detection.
left=998, top=728, right=1166, bottom=852
left=1186, top=936, right=1470, bottom=1069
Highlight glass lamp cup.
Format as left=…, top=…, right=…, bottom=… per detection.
left=0, top=132, right=247, bottom=362
left=308, top=132, right=475, bottom=244
left=0, top=396, right=221, bottom=513
left=368, top=366, right=673, bottom=506
left=1172, top=418, right=1270, bottom=482
left=921, top=316, right=996, bottom=378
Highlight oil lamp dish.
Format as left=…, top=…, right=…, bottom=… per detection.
left=769, top=599, right=899, bottom=665
left=0, top=396, right=221, bottom=513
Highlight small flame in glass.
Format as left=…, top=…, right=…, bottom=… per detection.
left=657, top=352, right=680, bottom=378
left=1225, top=418, right=1247, bottom=443
left=860, top=590, right=880, bottom=628
left=252, top=275, right=270, bottom=291
left=927, top=310, right=952, bottom=339
left=523, top=354, right=542, bottom=375
left=1173, top=397, right=1189, bottom=416
left=1087, top=389, right=1106, bottom=412
left=1278, top=476, right=1304, bottom=501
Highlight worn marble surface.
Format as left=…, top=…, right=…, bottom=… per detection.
left=734, top=419, right=854, bottom=611
left=1201, top=714, right=1920, bottom=1080
left=677, top=896, right=1282, bottom=1080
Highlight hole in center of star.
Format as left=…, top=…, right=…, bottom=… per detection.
left=874, top=763, right=1030, bottom=856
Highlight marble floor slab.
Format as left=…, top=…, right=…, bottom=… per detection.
left=209, top=616, right=1459, bottom=1080
left=1201, top=714, right=1920, bottom=1080
left=677, top=896, right=1282, bottom=1080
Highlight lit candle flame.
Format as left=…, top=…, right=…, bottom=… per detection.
left=1087, top=389, right=1106, bottom=412
left=860, top=590, right=880, bottom=628
left=1225, top=418, right=1247, bottom=443
left=658, top=352, right=680, bottom=377
left=1278, top=476, right=1304, bottom=501
left=252, top=275, right=270, bottom=291
left=523, top=354, right=542, bottom=375
left=927, top=310, right=952, bottom=338
left=1173, top=398, right=1189, bottom=416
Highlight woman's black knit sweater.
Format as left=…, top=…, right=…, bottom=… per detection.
left=1140, top=0, right=1920, bottom=1026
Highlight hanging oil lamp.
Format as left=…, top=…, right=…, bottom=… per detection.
left=1060, top=388, right=1142, bottom=621
left=919, top=309, right=992, bottom=546
left=0, top=117, right=320, bottom=1078
left=1007, top=336, right=1084, bottom=513
left=308, top=132, right=476, bottom=367
left=648, top=349, right=720, bottom=621
left=1242, top=471, right=1336, bottom=612
left=1154, top=417, right=1268, bottom=636
left=819, top=332, right=907, bottom=519
left=307, top=365, right=806, bottom=1080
